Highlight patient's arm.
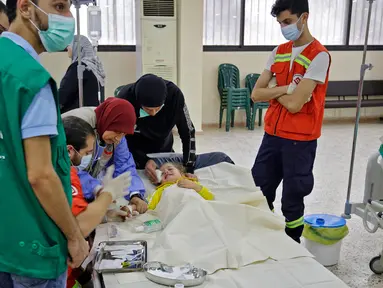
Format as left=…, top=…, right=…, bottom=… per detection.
left=197, top=186, right=215, bottom=201
left=178, top=179, right=214, bottom=200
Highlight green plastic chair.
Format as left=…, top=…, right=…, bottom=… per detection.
left=245, top=73, right=269, bottom=129
left=218, top=64, right=251, bottom=132
left=114, top=85, right=125, bottom=97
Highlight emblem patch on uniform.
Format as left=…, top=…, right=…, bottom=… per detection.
left=72, top=185, right=79, bottom=196
left=292, top=74, right=303, bottom=85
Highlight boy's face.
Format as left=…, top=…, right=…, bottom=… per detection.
left=160, top=163, right=182, bottom=183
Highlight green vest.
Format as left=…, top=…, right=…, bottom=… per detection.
left=0, top=37, right=72, bottom=278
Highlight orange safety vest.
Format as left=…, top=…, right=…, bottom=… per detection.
left=264, top=39, right=331, bottom=141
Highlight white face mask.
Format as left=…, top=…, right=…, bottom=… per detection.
left=77, top=154, right=92, bottom=171
left=281, top=15, right=304, bottom=41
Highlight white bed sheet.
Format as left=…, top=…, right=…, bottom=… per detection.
left=94, top=223, right=348, bottom=288
left=95, top=163, right=348, bottom=288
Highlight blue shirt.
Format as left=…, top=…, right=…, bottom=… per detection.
left=1, top=32, right=58, bottom=139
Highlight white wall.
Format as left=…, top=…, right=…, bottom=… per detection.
left=177, top=0, right=203, bottom=131
left=40, top=0, right=383, bottom=129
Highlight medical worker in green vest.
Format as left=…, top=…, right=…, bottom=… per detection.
left=0, top=0, right=89, bottom=286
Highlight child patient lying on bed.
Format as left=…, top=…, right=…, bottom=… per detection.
left=147, top=163, right=214, bottom=210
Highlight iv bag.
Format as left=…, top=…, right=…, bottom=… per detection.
left=87, top=5, right=102, bottom=43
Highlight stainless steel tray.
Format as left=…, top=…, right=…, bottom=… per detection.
left=94, top=240, right=147, bottom=274
left=144, top=261, right=207, bottom=287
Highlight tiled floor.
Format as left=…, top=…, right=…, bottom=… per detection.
left=174, top=122, right=383, bottom=288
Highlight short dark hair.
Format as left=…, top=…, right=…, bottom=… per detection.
left=271, top=0, right=309, bottom=18
left=63, top=116, right=95, bottom=151
left=0, top=1, right=6, bottom=14
left=6, top=0, right=37, bottom=23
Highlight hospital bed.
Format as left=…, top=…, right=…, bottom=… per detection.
left=92, top=163, right=348, bottom=288
left=345, top=151, right=383, bottom=274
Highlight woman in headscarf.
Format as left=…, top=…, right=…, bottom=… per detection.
left=59, top=35, right=106, bottom=114
left=62, top=97, right=148, bottom=214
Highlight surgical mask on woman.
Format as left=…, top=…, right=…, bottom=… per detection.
left=29, top=1, right=75, bottom=52
left=281, top=15, right=304, bottom=41
left=139, top=104, right=165, bottom=118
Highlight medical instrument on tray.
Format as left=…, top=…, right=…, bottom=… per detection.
left=144, top=262, right=207, bottom=287
left=95, top=240, right=148, bottom=273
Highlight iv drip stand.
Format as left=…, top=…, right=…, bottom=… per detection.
left=74, top=2, right=85, bottom=108
left=342, top=0, right=375, bottom=219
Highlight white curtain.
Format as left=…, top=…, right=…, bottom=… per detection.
left=350, top=0, right=383, bottom=45
left=244, top=0, right=348, bottom=45
left=203, top=0, right=242, bottom=45
left=204, top=0, right=357, bottom=46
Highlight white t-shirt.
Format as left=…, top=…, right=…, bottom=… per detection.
left=265, top=42, right=330, bottom=84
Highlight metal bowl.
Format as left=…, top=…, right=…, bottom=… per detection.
left=143, top=261, right=207, bottom=287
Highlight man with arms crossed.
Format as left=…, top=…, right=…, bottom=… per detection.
left=0, top=0, right=88, bottom=286
left=251, top=0, right=331, bottom=243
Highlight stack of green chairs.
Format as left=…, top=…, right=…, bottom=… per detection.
left=114, top=85, right=125, bottom=97
left=218, top=64, right=251, bottom=132
left=245, top=73, right=269, bottom=129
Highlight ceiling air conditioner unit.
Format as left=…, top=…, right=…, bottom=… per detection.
left=135, top=0, right=178, bottom=84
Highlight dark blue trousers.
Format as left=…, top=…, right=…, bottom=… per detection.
left=252, top=133, right=317, bottom=243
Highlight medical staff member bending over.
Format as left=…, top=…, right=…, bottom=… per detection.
left=63, top=116, right=131, bottom=288
left=0, top=0, right=88, bottom=286
left=117, top=74, right=234, bottom=182
left=0, top=1, right=9, bottom=34
left=251, top=0, right=331, bottom=243
left=63, top=97, right=148, bottom=213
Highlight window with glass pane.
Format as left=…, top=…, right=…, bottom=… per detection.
left=203, top=0, right=242, bottom=45
left=70, top=0, right=136, bottom=45
left=244, top=0, right=349, bottom=45
left=349, top=0, right=383, bottom=45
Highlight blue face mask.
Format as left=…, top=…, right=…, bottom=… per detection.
left=29, top=1, right=75, bottom=52
left=77, top=154, right=92, bottom=171
left=281, top=16, right=304, bottom=41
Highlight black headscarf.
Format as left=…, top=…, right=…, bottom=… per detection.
left=135, top=74, right=167, bottom=107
